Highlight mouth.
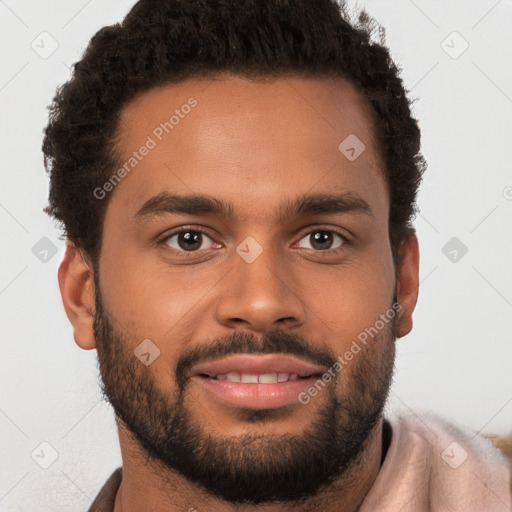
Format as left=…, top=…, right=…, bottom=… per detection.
left=201, top=372, right=318, bottom=383
left=190, top=354, right=326, bottom=409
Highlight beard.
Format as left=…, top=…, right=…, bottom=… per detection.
left=92, top=273, right=396, bottom=506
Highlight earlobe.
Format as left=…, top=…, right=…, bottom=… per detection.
left=58, top=242, right=97, bottom=350
left=395, top=231, right=420, bottom=339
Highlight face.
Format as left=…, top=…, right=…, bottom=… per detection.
left=78, top=74, right=412, bottom=505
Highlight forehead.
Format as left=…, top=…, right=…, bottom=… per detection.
left=108, top=73, right=388, bottom=224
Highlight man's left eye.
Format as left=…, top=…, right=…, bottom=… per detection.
left=296, top=230, right=347, bottom=252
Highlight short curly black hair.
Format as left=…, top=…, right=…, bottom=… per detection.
left=43, top=0, right=426, bottom=268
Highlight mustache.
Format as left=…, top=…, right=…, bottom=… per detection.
left=175, top=329, right=337, bottom=391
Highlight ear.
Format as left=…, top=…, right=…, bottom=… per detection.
left=58, top=242, right=97, bottom=350
left=395, top=230, right=420, bottom=338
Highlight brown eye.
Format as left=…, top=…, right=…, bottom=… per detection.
left=162, top=229, right=216, bottom=252
left=296, top=230, right=346, bottom=251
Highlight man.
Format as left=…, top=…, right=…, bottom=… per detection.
left=43, top=0, right=511, bottom=510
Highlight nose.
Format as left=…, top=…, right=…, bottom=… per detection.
left=214, top=241, right=306, bottom=334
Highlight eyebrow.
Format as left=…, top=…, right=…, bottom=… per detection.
left=134, top=191, right=373, bottom=223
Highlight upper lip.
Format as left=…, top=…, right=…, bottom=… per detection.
left=191, top=354, right=325, bottom=378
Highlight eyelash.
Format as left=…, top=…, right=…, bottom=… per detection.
left=158, top=226, right=350, bottom=257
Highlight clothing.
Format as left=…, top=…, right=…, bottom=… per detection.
left=87, top=466, right=122, bottom=512
left=87, top=411, right=512, bottom=512
left=358, top=410, right=512, bottom=511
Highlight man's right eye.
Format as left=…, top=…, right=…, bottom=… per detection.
left=159, top=228, right=220, bottom=253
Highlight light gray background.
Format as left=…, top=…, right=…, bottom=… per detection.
left=1, top=0, right=511, bottom=509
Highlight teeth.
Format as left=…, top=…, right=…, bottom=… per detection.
left=240, top=373, right=259, bottom=383
left=212, top=372, right=301, bottom=383
left=258, top=373, right=278, bottom=383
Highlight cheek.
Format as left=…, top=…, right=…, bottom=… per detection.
left=301, top=251, right=395, bottom=351
left=98, top=242, right=224, bottom=350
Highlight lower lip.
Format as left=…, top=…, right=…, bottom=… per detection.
left=192, top=375, right=319, bottom=409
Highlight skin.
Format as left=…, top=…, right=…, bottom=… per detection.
left=58, top=73, right=419, bottom=512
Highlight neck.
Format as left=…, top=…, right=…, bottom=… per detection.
left=113, top=418, right=384, bottom=512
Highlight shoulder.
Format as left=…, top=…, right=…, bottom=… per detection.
left=387, top=409, right=512, bottom=511
left=390, top=409, right=511, bottom=467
